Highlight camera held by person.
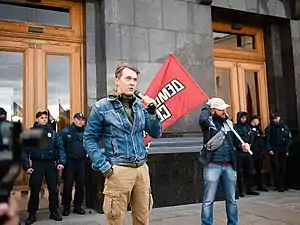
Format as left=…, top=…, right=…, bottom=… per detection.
left=0, top=109, right=49, bottom=224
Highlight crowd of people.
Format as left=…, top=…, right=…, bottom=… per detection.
left=199, top=97, right=291, bottom=225
left=0, top=62, right=293, bottom=225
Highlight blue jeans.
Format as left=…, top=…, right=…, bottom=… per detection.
left=201, top=163, right=238, bottom=225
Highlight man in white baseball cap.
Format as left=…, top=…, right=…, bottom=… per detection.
left=199, top=97, right=250, bottom=225
left=207, top=97, right=230, bottom=111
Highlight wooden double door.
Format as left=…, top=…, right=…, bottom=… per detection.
left=214, top=60, right=269, bottom=129
left=0, top=0, right=85, bottom=191
left=213, top=22, right=269, bottom=129
left=0, top=38, right=85, bottom=189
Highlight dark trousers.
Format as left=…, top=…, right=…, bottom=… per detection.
left=253, top=152, right=264, bottom=188
left=270, top=148, right=287, bottom=190
left=237, top=152, right=254, bottom=193
left=28, top=161, right=58, bottom=213
left=62, top=159, right=86, bottom=208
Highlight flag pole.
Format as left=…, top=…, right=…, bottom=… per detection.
left=225, top=121, right=253, bottom=155
left=58, top=98, right=61, bottom=118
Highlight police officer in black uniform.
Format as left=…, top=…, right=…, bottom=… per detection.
left=22, top=111, right=66, bottom=225
left=234, top=111, right=259, bottom=197
left=265, top=113, right=292, bottom=192
left=250, top=115, right=268, bottom=192
left=60, top=113, right=86, bottom=216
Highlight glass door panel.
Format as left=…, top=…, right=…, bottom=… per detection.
left=214, top=61, right=269, bottom=127
left=244, top=71, right=260, bottom=117
left=47, top=54, right=70, bottom=132
left=0, top=40, right=36, bottom=211
left=237, top=63, right=269, bottom=129
left=0, top=50, right=26, bottom=190
left=41, top=43, right=84, bottom=133
left=215, top=69, right=232, bottom=118
left=43, top=44, right=83, bottom=210
left=214, top=60, right=239, bottom=122
left=0, top=51, right=23, bottom=122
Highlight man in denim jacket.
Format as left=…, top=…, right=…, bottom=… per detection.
left=83, top=62, right=162, bottom=225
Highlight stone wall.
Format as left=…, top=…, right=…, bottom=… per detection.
left=103, top=0, right=214, bottom=134
left=212, top=0, right=290, bottom=18
left=85, top=0, right=296, bottom=135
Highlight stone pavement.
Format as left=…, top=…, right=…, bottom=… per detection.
left=19, top=190, right=300, bottom=225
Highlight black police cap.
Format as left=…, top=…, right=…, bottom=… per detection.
left=270, top=112, right=281, bottom=119
left=35, top=111, right=48, bottom=118
left=73, top=113, right=86, bottom=120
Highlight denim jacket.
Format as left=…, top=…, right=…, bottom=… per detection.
left=83, top=95, right=162, bottom=174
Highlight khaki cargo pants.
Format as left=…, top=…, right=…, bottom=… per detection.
left=102, top=163, right=153, bottom=225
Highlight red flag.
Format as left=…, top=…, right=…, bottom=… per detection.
left=144, top=53, right=209, bottom=144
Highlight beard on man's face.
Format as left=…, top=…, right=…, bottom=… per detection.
left=212, top=111, right=227, bottom=121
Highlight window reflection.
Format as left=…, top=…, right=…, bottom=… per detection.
left=0, top=2, right=70, bottom=27
left=47, top=55, right=70, bottom=132
left=245, top=71, right=260, bottom=117
left=215, top=69, right=232, bottom=118
left=0, top=51, right=23, bottom=122
left=213, top=31, right=255, bottom=49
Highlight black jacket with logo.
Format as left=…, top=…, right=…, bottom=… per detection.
left=60, top=123, right=86, bottom=159
left=250, top=124, right=265, bottom=154
left=22, top=122, right=66, bottom=171
left=265, top=121, right=292, bottom=153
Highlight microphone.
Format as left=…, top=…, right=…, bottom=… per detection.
left=134, top=90, right=156, bottom=113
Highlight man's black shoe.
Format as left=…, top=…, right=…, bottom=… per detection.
left=62, top=208, right=70, bottom=216
left=246, top=190, right=260, bottom=195
left=239, top=192, right=245, bottom=197
left=257, top=186, right=269, bottom=192
left=25, top=213, right=36, bottom=225
left=74, top=206, right=85, bottom=215
left=49, top=211, right=62, bottom=221
left=278, top=189, right=284, bottom=192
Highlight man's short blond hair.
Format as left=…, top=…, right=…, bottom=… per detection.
left=115, top=62, right=140, bottom=78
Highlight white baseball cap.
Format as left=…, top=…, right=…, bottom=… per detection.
left=207, top=97, right=230, bottom=110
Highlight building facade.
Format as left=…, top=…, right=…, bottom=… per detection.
left=1, top=0, right=300, bottom=211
